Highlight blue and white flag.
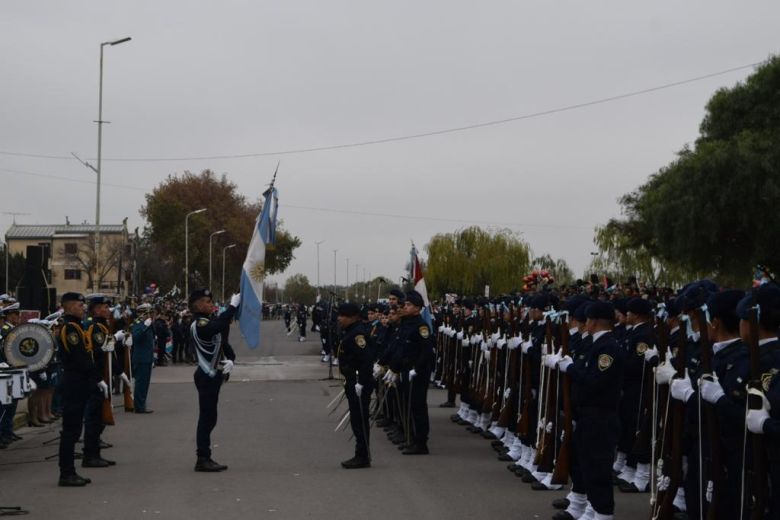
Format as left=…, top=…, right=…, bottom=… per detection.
left=237, top=186, right=278, bottom=349
left=410, top=243, right=433, bottom=329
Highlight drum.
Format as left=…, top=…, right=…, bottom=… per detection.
left=3, top=322, right=56, bottom=371
left=0, top=373, right=12, bottom=405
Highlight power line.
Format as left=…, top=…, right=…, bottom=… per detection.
left=0, top=60, right=764, bottom=163
left=0, top=167, right=145, bottom=191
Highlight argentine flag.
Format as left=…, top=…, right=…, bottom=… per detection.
left=411, top=243, right=433, bottom=329
left=237, top=186, right=278, bottom=349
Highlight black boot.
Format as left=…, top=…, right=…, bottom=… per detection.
left=195, top=457, right=228, bottom=472
left=82, top=457, right=112, bottom=468
left=58, top=474, right=91, bottom=487
left=341, top=456, right=371, bottom=469
left=402, top=443, right=429, bottom=455
left=552, top=497, right=570, bottom=510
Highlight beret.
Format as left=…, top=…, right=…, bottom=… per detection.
left=737, top=284, right=780, bottom=320
left=627, top=297, right=652, bottom=316
left=461, top=298, right=475, bottom=310
left=337, top=302, right=361, bottom=317
left=61, top=292, right=85, bottom=304
left=585, top=301, right=615, bottom=321
left=188, top=288, right=213, bottom=306
left=405, top=290, right=424, bottom=308
left=707, top=289, right=744, bottom=322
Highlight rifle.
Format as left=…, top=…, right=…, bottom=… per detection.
left=492, top=307, right=513, bottom=423
left=535, top=315, right=558, bottom=471
left=101, top=347, right=115, bottom=426
left=747, top=301, right=768, bottom=519
left=516, top=312, right=534, bottom=442
left=631, top=323, right=657, bottom=475
left=550, top=319, right=572, bottom=485
left=122, top=332, right=134, bottom=412
left=696, top=307, right=724, bottom=519
left=650, top=318, right=670, bottom=513
left=655, top=317, right=688, bottom=519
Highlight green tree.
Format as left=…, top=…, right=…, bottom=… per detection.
left=425, top=226, right=531, bottom=296
left=284, top=274, right=317, bottom=305
left=598, top=57, right=780, bottom=286
left=0, top=246, right=26, bottom=295
left=532, top=254, right=575, bottom=286
left=140, top=170, right=301, bottom=294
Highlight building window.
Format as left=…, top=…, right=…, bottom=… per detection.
left=64, top=243, right=78, bottom=255
left=64, top=269, right=82, bottom=280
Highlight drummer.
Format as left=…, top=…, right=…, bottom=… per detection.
left=0, top=301, right=22, bottom=447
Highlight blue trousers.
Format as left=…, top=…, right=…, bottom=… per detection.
left=133, top=363, right=153, bottom=411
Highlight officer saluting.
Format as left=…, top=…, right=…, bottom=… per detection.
left=57, top=292, right=110, bottom=487
left=337, top=302, right=374, bottom=469
left=189, top=288, right=240, bottom=472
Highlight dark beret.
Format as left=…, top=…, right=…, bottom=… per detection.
left=737, top=284, right=780, bottom=321
left=337, top=302, right=361, bottom=317
left=585, top=301, right=615, bottom=321
left=613, top=298, right=628, bottom=315
left=566, top=295, right=589, bottom=315
left=188, top=288, right=213, bottom=306
left=529, top=294, right=548, bottom=310
left=573, top=299, right=591, bottom=323
left=707, top=289, right=744, bottom=322
left=627, top=297, right=652, bottom=316
left=405, top=290, right=424, bottom=308
left=461, top=298, right=475, bottom=310
left=61, top=292, right=85, bottom=304
left=679, top=280, right=720, bottom=312
left=389, top=289, right=405, bottom=301
left=664, top=298, right=681, bottom=317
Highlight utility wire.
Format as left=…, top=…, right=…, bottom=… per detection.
left=0, top=60, right=763, bottom=163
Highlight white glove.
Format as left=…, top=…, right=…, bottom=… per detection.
left=373, top=363, right=384, bottom=379
left=29, top=379, right=37, bottom=391
left=503, top=388, right=511, bottom=400
left=456, top=331, right=464, bottom=341
left=355, top=383, right=363, bottom=397
left=125, top=334, right=133, bottom=347
left=746, top=387, right=771, bottom=434
left=706, top=480, right=713, bottom=503
left=144, top=318, right=152, bottom=327
left=409, top=369, right=417, bottom=380
left=120, top=373, right=132, bottom=391
left=670, top=372, right=694, bottom=402
left=644, top=346, right=659, bottom=363
left=101, top=340, right=115, bottom=353
left=40, top=372, right=48, bottom=381
left=0, top=362, right=9, bottom=368
left=655, top=352, right=676, bottom=385
left=383, top=370, right=398, bottom=384
left=230, top=293, right=241, bottom=308
left=114, top=330, right=126, bottom=343
left=544, top=350, right=562, bottom=369
left=220, top=359, right=234, bottom=375
left=699, top=374, right=725, bottom=404
left=521, top=340, right=533, bottom=354
left=97, top=380, right=109, bottom=399
left=484, top=349, right=491, bottom=362
left=558, top=355, right=573, bottom=373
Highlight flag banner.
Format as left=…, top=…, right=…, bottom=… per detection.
left=410, top=243, right=433, bottom=328
left=237, top=186, right=278, bottom=349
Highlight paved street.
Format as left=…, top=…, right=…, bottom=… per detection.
left=0, top=320, right=648, bottom=519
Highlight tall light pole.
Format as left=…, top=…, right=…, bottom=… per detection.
left=332, top=250, right=338, bottom=293
left=185, top=208, right=207, bottom=297
left=94, top=36, right=131, bottom=292
left=345, top=257, right=350, bottom=301
left=221, top=243, right=237, bottom=302
left=315, top=240, right=325, bottom=294
left=208, top=229, right=226, bottom=291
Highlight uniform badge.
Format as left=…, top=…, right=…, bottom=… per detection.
left=762, top=369, right=779, bottom=392
left=355, top=335, right=367, bottom=348
left=197, top=318, right=209, bottom=327
left=597, top=354, right=613, bottom=371
left=636, top=342, right=649, bottom=355
left=94, top=332, right=105, bottom=344
left=419, top=325, right=430, bottom=339
left=67, top=332, right=80, bottom=346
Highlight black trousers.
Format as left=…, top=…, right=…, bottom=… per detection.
left=345, top=380, right=372, bottom=458
left=83, top=391, right=105, bottom=459
left=58, top=377, right=90, bottom=476
left=575, top=413, right=619, bottom=515
left=410, top=370, right=431, bottom=445
left=194, top=368, right=223, bottom=458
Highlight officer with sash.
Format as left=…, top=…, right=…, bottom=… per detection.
left=189, top=288, right=240, bottom=472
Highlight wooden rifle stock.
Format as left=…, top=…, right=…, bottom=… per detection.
left=551, top=321, right=572, bottom=485
left=516, top=315, right=534, bottom=441
left=101, top=349, right=115, bottom=426
left=122, top=335, right=134, bottom=412
left=536, top=317, right=558, bottom=470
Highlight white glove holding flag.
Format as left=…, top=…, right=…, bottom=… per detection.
left=699, top=374, right=725, bottom=404
left=220, top=359, right=234, bottom=375
left=97, top=381, right=109, bottom=399
left=558, top=355, right=573, bottom=373
left=670, top=372, right=694, bottom=402
left=644, top=346, right=659, bottom=363
left=230, top=293, right=241, bottom=308
left=746, top=387, right=771, bottom=434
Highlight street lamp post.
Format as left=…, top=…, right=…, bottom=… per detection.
left=221, top=243, right=237, bottom=302
left=332, top=250, right=338, bottom=294
left=94, top=36, right=131, bottom=292
left=315, top=240, right=325, bottom=295
left=345, top=258, right=350, bottom=301
left=209, top=229, right=226, bottom=291
left=185, top=208, right=207, bottom=297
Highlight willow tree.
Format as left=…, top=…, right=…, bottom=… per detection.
left=425, top=226, right=531, bottom=296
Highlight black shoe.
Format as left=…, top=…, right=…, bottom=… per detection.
left=341, top=456, right=371, bottom=469
left=402, top=443, right=429, bottom=455
left=135, top=409, right=154, bottom=414
left=521, top=472, right=537, bottom=483
left=99, top=440, right=113, bottom=449
left=552, top=511, right=576, bottom=520
left=195, top=458, right=228, bottom=472
left=552, top=497, right=570, bottom=510
left=531, top=481, right=560, bottom=491
left=497, top=453, right=515, bottom=462
left=439, top=401, right=456, bottom=408
left=619, top=482, right=649, bottom=493
left=82, top=457, right=111, bottom=468
left=11, top=433, right=22, bottom=441
left=481, top=430, right=497, bottom=439
left=491, top=440, right=505, bottom=448
left=450, top=414, right=461, bottom=422
left=58, top=474, right=91, bottom=487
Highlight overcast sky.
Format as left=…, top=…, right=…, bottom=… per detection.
left=1, top=1, right=778, bottom=290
